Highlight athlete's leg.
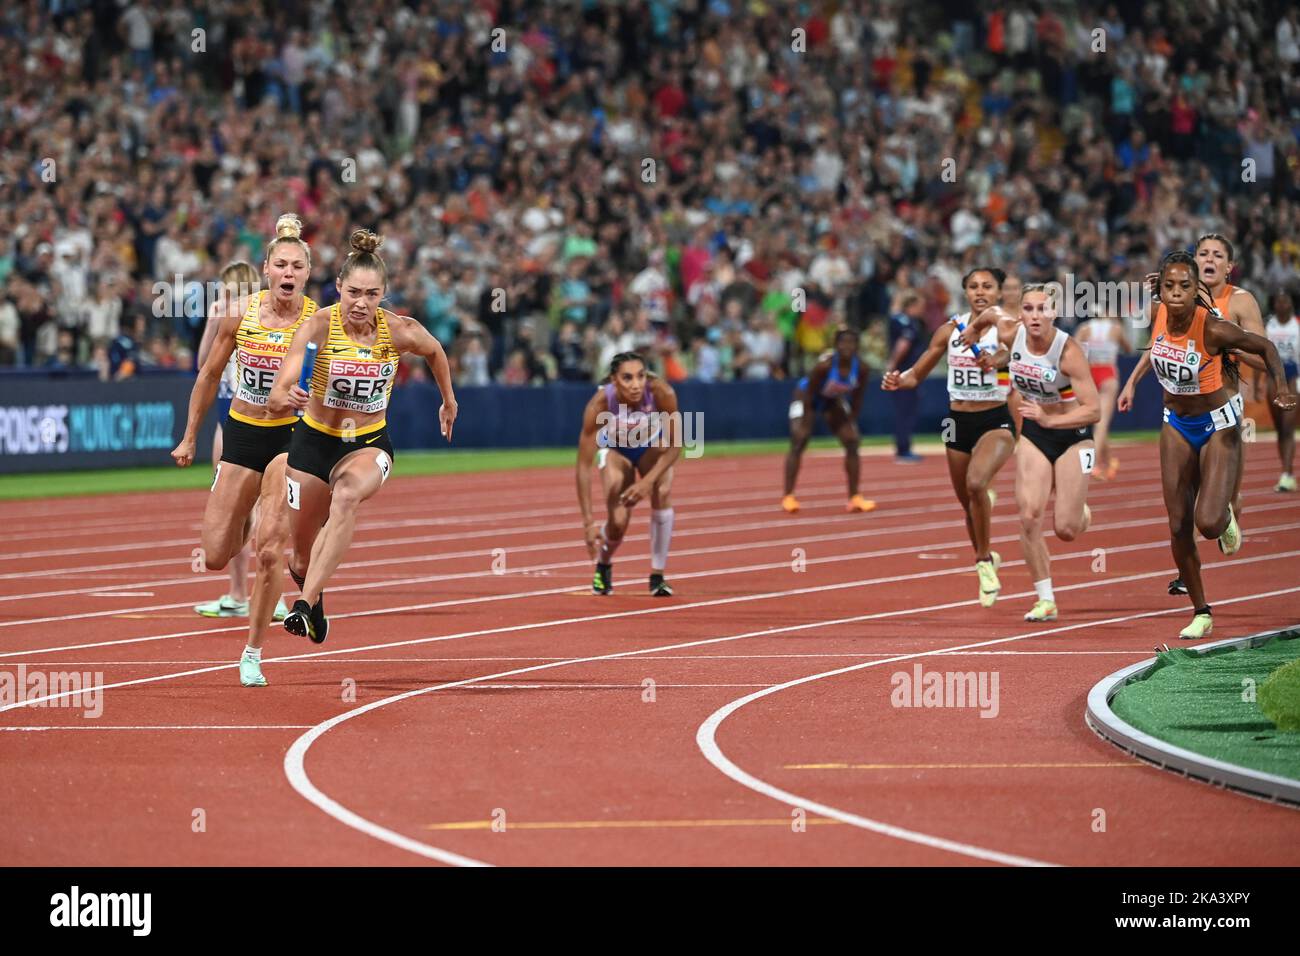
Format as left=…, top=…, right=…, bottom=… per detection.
left=285, top=465, right=331, bottom=586
left=599, top=450, right=636, bottom=555
left=1094, top=377, right=1119, bottom=475
left=1051, top=439, right=1095, bottom=542
left=783, top=390, right=813, bottom=499
left=826, top=403, right=861, bottom=498
left=199, top=462, right=262, bottom=571
left=300, top=449, right=388, bottom=605
left=246, top=454, right=291, bottom=650
left=965, top=427, right=1015, bottom=560
left=1194, top=426, right=1242, bottom=542
left=1015, top=440, right=1055, bottom=589
left=1269, top=375, right=1297, bottom=480
left=1230, top=387, right=1247, bottom=520
left=641, top=448, right=675, bottom=585
left=1160, top=425, right=1206, bottom=612
left=945, top=448, right=977, bottom=552
left=210, top=424, right=250, bottom=602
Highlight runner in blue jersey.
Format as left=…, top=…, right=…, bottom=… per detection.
left=782, top=327, right=875, bottom=514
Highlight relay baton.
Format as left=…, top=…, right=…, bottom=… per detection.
left=953, top=320, right=983, bottom=358
left=296, top=341, right=318, bottom=417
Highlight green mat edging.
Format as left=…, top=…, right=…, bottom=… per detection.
left=1086, top=626, right=1300, bottom=806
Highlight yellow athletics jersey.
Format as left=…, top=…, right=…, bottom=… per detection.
left=309, top=304, right=400, bottom=420
left=231, top=291, right=318, bottom=424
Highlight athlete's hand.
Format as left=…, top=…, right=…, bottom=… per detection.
left=976, top=351, right=997, bottom=372
left=1274, top=390, right=1297, bottom=412
left=1145, top=272, right=1159, bottom=298
left=171, top=436, right=196, bottom=468
left=439, top=400, right=457, bottom=442
left=583, top=521, right=601, bottom=559
left=958, top=324, right=981, bottom=347
left=285, top=385, right=309, bottom=411
left=881, top=369, right=910, bottom=391
left=1020, top=402, right=1043, bottom=423
left=621, top=480, right=650, bottom=506
left=1117, top=384, right=1134, bottom=413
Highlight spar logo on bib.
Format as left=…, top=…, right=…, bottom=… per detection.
left=1150, top=336, right=1202, bottom=394
left=324, top=358, right=394, bottom=412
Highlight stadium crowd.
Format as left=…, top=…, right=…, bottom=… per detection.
left=1, top=0, right=1298, bottom=387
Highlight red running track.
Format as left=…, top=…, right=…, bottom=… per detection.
left=1, top=442, right=1298, bottom=866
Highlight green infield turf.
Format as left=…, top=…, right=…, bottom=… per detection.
left=1111, top=631, right=1300, bottom=783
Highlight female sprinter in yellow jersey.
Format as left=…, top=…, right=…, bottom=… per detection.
left=576, top=351, right=680, bottom=596
left=171, top=215, right=317, bottom=686
left=269, top=229, right=457, bottom=644
left=884, top=267, right=1017, bottom=608
left=978, top=285, right=1101, bottom=622
left=1118, top=252, right=1294, bottom=639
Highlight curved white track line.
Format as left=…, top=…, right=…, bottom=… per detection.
left=695, top=585, right=1300, bottom=867
left=283, top=580, right=1299, bottom=867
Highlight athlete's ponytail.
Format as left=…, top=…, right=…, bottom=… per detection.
left=266, top=213, right=311, bottom=265
left=338, top=229, right=388, bottom=287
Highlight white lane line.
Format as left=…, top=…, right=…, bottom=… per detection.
left=0, top=452, right=1248, bottom=572
left=0, top=470, right=889, bottom=561
left=694, top=584, right=1300, bottom=867
left=4, top=507, right=1297, bottom=658
left=6, top=541, right=1294, bottom=716
left=88, top=592, right=155, bottom=598
left=283, top=566, right=1300, bottom=869
left=0, top=457, right=1276, bottom=596
left=0, top=650, right=1155, bottom=666
left=4, top=517, right=1298, bottom=664
left=0, top=725, right=313, bottom=731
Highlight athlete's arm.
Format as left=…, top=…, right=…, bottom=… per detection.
left=849, top=365, right=867, bottom=417
left=958, top=305, right=1014, bottom=345
left=1021, top=339, right=1101, bottom=429
left=391, top=315, right=457, bottom=442
left=576, top=390, right=606, bottom=558
left=1229, top=290, right=1268, bottom=372
left=170, top=304, right=241, bottom=467
left=883, top=322, right=948, bottom=390
left=621, top=380, right=681, bottom=506
left=267, top=311, right=328, bottom=418
left=1206, top=319, right=1296, bottom=410
left=1118, top=298, right=1158, bottom=412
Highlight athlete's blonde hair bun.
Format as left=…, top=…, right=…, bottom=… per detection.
left=275, top=214, right=304, bottom=240
left=349, top=229, right=384, bottom=255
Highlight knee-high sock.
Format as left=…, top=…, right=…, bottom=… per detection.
left=649, top=508, right=674, bottom=571
left=598, top=525, right=622, bottom=564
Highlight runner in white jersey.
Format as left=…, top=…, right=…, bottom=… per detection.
left=972, top=284, right=1101, bottom=622
left=1265, top=290, right=1299, bottom=490
left=884, top=267, right=1017, bottom=607
left=1073, top=314, right=1130, bottom=480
